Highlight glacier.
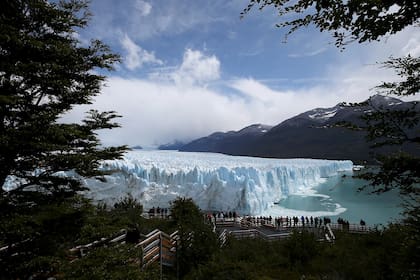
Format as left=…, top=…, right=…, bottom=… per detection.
left=82, top=150, right=353, bottom=215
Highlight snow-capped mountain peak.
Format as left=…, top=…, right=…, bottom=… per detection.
left=308, top=107, right=339, bottom=120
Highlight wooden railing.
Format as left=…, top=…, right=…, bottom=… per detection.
left=135, top=229, right=178, bottom=269
left=329, top=223, right=372, bottom=233
left=228, top=229, right=290, bottom=241
left=219, top=229, right=228, bottom=247
left=69, top=229, right=127, bottom=259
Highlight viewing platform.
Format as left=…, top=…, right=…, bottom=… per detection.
left=213, top=216, right=373, bottom=243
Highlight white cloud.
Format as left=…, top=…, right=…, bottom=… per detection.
left=288, top=47, right=328, bottom=58
left=149, top=49, right=221, bottom=85
left=62, top=25, right=419, bottom=148
left=172, top=49, right=221, bottom=85
left=402, top=37, right=420, bottom=57
left=230, top=78, right=289, bottom=102
left=87, top=0, right=229, bottom=41
left=62, top=68, right=384, bottom=148
left=62, top=44, right=411, bottom=148
left=120, top=34, right=163, bottom=70
left=62, top=77, right=251, bottom=147
left=134, top=0, right=152, bottom=16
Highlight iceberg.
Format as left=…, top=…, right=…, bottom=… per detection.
left=82, top=150, right=353, bottom=215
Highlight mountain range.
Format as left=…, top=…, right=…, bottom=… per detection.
left=160, top=95, right=419, bottom=163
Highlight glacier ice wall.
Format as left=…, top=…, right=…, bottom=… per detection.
left=83, top=150, right=353, bottom=215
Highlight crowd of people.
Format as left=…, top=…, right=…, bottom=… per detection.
left=216, top=214, right=367, bottom=231
left=147, top=207, right=169, bottom=217
left=146, top=207, right=367, bottom=232
left=241, top=215, right=333, bottom=228
left=206, top=211, right=239, bottom=222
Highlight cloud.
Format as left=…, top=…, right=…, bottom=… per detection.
left=172, top=49, right=221, bottom=85
left=288, top=47, right=328, bottom=58
left=230, top=78, right=289, bottom=102
left=402, top=36, right=420, bottom=57
left=87, top=0, right=229, bottom=41
left=134, top=0, right=152, bottom=16
left=120, top=34, right=163, bottom=70
left=61, top=41, right=410, bottom=148
left=63, top=14, right=419, bottom=148
left=149, top=49, right=221, bottom=86
left=63, top=77, right=251, bottom=147
left=62, top=67, right=384, bottom=148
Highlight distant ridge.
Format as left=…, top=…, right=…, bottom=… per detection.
left=158, top=140, right=186, bottom=150
left=178, top=95, right=419, bottom=163
left=131, top=145, right=143, bottom=150
left=179, top=124, right=272, bottom=155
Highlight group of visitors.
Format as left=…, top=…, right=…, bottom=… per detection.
left=337, top=217, right=351, bottom=230
left=274, top=216, right=331, bottom=228
left=241, top=215, right=332, bottom=228
left=210, top=211, right=238, bottom=221
left=147, top=207, right=169, bottom=217
left=243, top=216, right=274, bottom=226
left=146, top=206, right=368, bottom=232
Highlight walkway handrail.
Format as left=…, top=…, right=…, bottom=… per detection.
left=137, top=229, right=178, bottom=269
left=228, top=229, right=290, bottom=241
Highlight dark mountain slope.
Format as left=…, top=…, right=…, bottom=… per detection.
left=179, top=124, right=272, bottom=155
left=180, top=95, right=419, bottom=162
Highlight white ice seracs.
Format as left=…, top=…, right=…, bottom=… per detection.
left=82, top=150, right=353, bottom=215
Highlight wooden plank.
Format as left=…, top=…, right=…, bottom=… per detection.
left=145, top=229, right=160, bottom=238
left=160, top=231, right=172, bottom=240
left=110, top=234, right=126, bottom=243
left=143, top=246, right=159, bottom=261
left=161, top=238, right=173, bottom=249
left=161, top=249, right=175, bottom=256
left=143, top=253, right=160, bottom=268
left=161, top=248, right=175, bottom=258
left=138, top=232, right=160, bottom=247
left=143, top=239, right=160, bottom=253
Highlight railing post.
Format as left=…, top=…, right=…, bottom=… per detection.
left=176, top=237, right=179, bottom=280
left=140, top=244, right=144, bottom=269
left=160, top=232, right=163, bottom=280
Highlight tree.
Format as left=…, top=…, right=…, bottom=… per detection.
left=241, top=0, right=419, bottom=200
left=0, top=0, right=126, bottom=197
left=241, top=0, right=419, bottom=48
left=0, top=0, right=127, bottom=278
left=242, top=0, right=419, bottom=276
left=170, top=197, right=218, bottom=277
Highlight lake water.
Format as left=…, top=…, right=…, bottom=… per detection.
left=262, top=171, right=404, bottom=225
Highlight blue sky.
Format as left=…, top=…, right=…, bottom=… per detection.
left=63, top=0, right=420, bottom=147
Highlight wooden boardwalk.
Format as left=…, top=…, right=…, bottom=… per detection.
left=214, top=217, right=373, bottom=243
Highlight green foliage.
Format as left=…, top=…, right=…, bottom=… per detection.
left=338, top=56, right=420, bottom=205
left=0, top=0, right=127, bottom=278
left=0, top=195, right=92, bottom=278
left=62, top=244, right=159, bottom=280
left=170, top=197, right=203, bottom=228
left=0, top=0, right=127, bottom=197
left=187, top=226, right=415, bottom=279
left=283, top=230, right=319, bottom=268
left=170, top=197, right=218, bottom=277
left=114, top=194, right=144, bottom=228
left=242, top=0, right=420, bottom=47
left=376, top=55, right=420, bottom=97
left=243, top=7, right=418, bottom=267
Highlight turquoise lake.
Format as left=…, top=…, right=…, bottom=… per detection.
left=265, top=171, right=404, bottom=226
